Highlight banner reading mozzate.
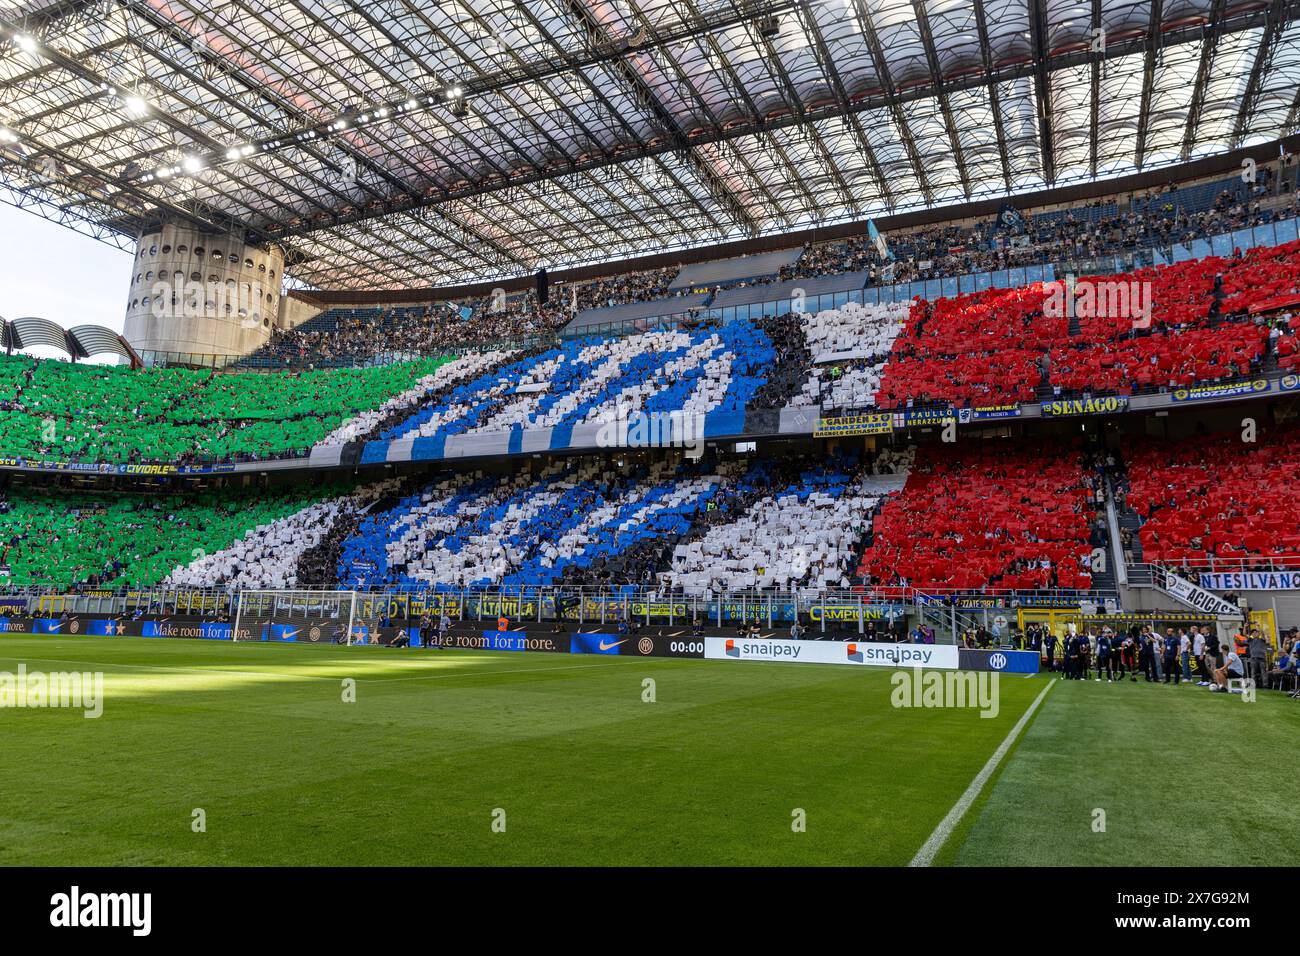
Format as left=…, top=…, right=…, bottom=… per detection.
left=703, top=637, right=957, bottom=669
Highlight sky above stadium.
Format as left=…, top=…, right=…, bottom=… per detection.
left=0, top=203, right=128, bottom=333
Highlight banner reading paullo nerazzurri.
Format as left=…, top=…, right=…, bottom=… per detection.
left=704, top=637, right=957, bottom=669
left=893, top=407, right=956, bottom=428
left=1199, top=570, right=1300, bottom=591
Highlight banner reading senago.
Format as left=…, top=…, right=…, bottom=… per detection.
left=704, top=637, right=957, bottom=669
left=1040, top=395, right=1129, bottom=417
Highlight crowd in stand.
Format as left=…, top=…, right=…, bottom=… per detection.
left=0, top=486, right=328, bottom=589
left=877, top=283, right=1065, bottom=407
left=1115, top=426, right=1300, bottom=566
left=857, top=441, right=1100, bottom=593
left=572, top=266, right=685, bottom=310
left=4, top=164, right=1300, bottom=474
left=258, top=295, right=568, bottom=367
left=8, top=236, right=1300, bottom=470
left=771, top=169, right=1298, bottom=289
left=0, top=352, right=450, bottom=465
left=664, top=449, right=911, bottom=594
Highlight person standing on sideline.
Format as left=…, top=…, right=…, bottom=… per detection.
left=1064, top=631, right=1081, bottom=679
left=1163, top=628, right=1181, bottom=685
left=1095, top=629, right=1113, bottom=682
left=1205, top=626, right=1222, bottom=678
left=1044, top=629, right=1058, bottom=673
left=1247, top=630, right=1270, bottom=690
left=1192, top=627, right=1209, bottom=684
left=1140, top=629, right=1157, bottom=682
left=1180, top=628, right=1192, bottom=682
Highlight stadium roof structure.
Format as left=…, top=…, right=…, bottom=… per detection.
left=1, top=0, right=1299, bottom=292
left=2, top=315, right=140, bottom=362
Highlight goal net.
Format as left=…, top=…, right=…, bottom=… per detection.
left=233, top=590, right=358, bottom=645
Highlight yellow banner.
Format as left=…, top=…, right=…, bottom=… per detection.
left=813, top=412, right=893, bottom=437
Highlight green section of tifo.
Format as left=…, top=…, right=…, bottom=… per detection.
left=0, top=353, right=450, bottom=463
left=0, top=485, right=337, bottom=588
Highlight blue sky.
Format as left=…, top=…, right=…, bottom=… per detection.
left=0, top=202, right=131, bottom=333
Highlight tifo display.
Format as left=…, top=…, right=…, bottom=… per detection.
left=2, top=235, right=1299, bottom=470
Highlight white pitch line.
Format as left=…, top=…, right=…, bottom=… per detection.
left=908, top=678, right=1055, bottom=867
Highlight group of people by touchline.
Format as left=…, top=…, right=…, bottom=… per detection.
left=386, top=603, right=1298, bottom=697
left=1022, top=620, right=1297, bottom=695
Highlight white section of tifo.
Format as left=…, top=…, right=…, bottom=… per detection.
left=317, top=349, right=516, bottom=445
left=663, top=448, right=912, bottom=595
left=787, top=300, right=909, bottom=411
left=163, top=479, right=401, bottom=589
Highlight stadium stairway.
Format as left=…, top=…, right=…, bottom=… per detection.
left=1088, top=559, right=1117, bottom=595
left=1067, top=307, right=1082, bottom=338
left=1118, top=509, right=1145, bottom=565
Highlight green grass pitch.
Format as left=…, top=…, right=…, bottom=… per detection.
left=0, top=635, right=1295, bottom=866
